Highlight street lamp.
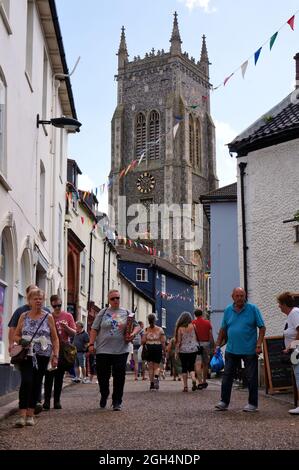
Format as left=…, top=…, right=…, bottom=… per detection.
left=36, top=113, right=82, bottom=132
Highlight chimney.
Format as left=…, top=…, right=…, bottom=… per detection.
left=294, top=53, right=299, bottom=88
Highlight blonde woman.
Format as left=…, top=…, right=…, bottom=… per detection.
left=174, top=312, right=198, bottom=392
left=12, top=289, right=59, bottom=427
left=142, top=313, right=166, bottom=390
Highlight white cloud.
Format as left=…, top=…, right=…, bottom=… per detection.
left=78, top=173, right=96, bottom=191
left=179, top=0, right=217, bottom=13
left=215, top=120, right=238, bottom=187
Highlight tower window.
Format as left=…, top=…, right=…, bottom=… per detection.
left=195, top=119, right=201, bottom=171
left=148, top=110, right=160, bottom=159
left=189, top=115, right=194, bottom=164
left=136, top=112, right=146, bottom=158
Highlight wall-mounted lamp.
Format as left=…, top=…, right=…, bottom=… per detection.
left=36, top=113, right=82, bottom=132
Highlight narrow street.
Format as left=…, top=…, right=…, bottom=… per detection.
left=0, top=374, right=298, bottom=450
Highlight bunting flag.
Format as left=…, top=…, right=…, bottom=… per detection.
left=81, top=216, right=84, bottom=224
left=269, top=31, right=278, bottom=50
left=212, top=10, right=299, bottom=91
left=138, top=152, right=145, bottom=165
left=119, top=168, right=126, bottom=179
left=241, top=61, right=248, bottom=79
left=124, top=163, right=132, bottom=175
left=174, top=115, right=184, bottom=121
left=287, top=15, right=295, bottom=30
left=173, top=122, right=180, bottom=138
left=202, top=95, right=208, bottom=101
left=254, top=47, right=262, bottom=65
left=224, top=73, right=234, bottom=86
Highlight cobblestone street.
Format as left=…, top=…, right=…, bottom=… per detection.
left=0, top=375, right=298, bottom=450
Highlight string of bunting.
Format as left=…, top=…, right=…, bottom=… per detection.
left=213, top=11, right=299, bottom=90
left=156, top=288, right=193, bottom=303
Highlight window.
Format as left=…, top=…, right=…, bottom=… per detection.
left=195, top=119, right=201, bottom=171
left=42, top=50, right=48, bottom=119
left=58, top=205, right=62, bottom=267
left=161, top=308, right=166, bottom=328
left=0, top=71, right=7, bottom=175
left=148, top=110, right=160, bottom=159
left=189, top=115, right=194, bottom=164
left=0, top=0, right=11, bottom=34
left=136, top=268, right=148, bottom=282
left=26, top=0, right=34, bottom=81
left=136, top=113, right=146, bottom=158
left=39, top=161, right=45, bottom=234
left=161, top=274, right=166, bottom=294
left=81, top=250, right=87, bottom=292
left=90, top=258, right=95, bottom=301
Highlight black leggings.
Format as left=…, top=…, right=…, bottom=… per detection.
left=44, top=365, right=66, bottom=404
left=19, top=355, right=49, bottom=409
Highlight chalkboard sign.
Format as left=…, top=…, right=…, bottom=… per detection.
left=263, top=336, right=293, bottom=394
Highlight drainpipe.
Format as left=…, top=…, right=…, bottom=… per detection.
left=239, top=162, right=248, bottom=294
left=101, top=239, right=106, bottom=308
left=107, top=242, right=111, bottom=294
left=87, top=229, right=93, bottom=312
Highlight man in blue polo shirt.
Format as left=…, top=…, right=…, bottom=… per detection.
left=214, top=287, right=266, bottom=412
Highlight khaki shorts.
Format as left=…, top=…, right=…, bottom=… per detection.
left=195, top=342, right=210, bottom=366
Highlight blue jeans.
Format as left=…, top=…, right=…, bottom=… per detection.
left=221, top=352, right=258, bottom=407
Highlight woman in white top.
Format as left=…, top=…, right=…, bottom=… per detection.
left=142, top=313, right=165, bottom=390
left=174, top=312, right=199, bottom=392
left=277, top=291, right=299, bottom=415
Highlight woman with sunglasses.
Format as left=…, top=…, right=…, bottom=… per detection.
left=43, top=295, right=76, bottom=410
left=89, top=290, right=141, bottom=411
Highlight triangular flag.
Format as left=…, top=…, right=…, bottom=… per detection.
left=173, top=122, right=180, bottom=138
left=224, top=73, right=234, bottom=86
left=174, top=115, right=184, bottom=121
left=287, top=15, right=295, bottom=30
left=81, top=216, right=84, bottom=224
left=138, top=152, right=145, bottom=165
left=119, top=168, right=126, bottom=179
left=254, top=47, right=262, bottom=65
left=270, top=32, right=278, bottom=50
left=241, top=61, right=248, bottom=79
left=124, top=163, right=132, bottom=175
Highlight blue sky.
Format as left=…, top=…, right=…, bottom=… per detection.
left=56, top=0, right=299, bottom=211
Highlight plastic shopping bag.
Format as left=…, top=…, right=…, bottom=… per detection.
left=210, top=348, right=224, bottom=373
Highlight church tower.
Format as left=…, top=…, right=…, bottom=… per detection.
left=109, top=13, right=218, bottom=302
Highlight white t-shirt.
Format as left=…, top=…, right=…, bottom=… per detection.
left=284, top=307, right=299, bottom=348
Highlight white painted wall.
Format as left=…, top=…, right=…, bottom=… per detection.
left=237, top=138, right=299, bottom=335
left=0, top=1, right=73, bottom=362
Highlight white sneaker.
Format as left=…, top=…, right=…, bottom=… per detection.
left=15, top=416, right=26, bottom=427
left=288, top=406, right=299, bottom=415
left=82, top=378, right=91, bottom=384
left=26, top=416, right=35, bottom=426
left=243, top=404, right=258, bottom=412
left=215, top=401, right=228, bottom=411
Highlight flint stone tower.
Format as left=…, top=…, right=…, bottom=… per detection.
left=109, top=12, right=218, bottom=301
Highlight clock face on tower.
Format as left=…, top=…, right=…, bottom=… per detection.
left=136, top=172, right=156, bottom=194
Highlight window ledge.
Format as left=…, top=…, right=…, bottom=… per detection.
left=39, top=229, right=47, bottom=242
left=0, top=5, right=12, bottom=35
left=24, top=70, right=33, bottom=93
left=0, top=172, right=12, bottom=191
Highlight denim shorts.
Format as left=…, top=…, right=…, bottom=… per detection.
left=75, top=352, right=86, bottom=368
left=293, top=363, right=299, bottom=388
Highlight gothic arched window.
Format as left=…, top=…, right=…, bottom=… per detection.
left=148, top=110, right=160, bottom=159
left=189, top=115, right=194, bottom=164
left=136, top=112, right=146, bottom=158
left=195, top=119, right=201, bottom=171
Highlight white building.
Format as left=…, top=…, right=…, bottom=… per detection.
left=228, top=54, right=299, bottom=335
left=0, top=0, right=80, bottom=365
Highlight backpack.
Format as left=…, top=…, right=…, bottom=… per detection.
left=59, top=342, right=77, bottom=370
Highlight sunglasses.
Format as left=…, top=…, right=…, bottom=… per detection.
left=110, top=297, right=120, bottom=301
left=52, top=304, right=62, bottom=309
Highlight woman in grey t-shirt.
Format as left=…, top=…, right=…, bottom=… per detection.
left=89, top=290, right=140, bottom=411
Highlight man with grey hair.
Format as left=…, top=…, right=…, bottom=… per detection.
left=214, top=287, right=266, bottom=412
left=73, top=321, right=90, bottom=383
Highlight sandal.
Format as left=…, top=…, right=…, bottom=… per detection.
left=183, top=387, right=188, bottom=392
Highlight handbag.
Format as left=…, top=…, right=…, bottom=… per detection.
left=141, top=344, right=149, bottom=361
left=58, top=342, right=77, bottom=369
left=10, top=344, right=29, bottom=365
left=10, top=313, right=49, bottom=365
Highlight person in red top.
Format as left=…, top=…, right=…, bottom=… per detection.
left=192, top=309, right=214, bottom=389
